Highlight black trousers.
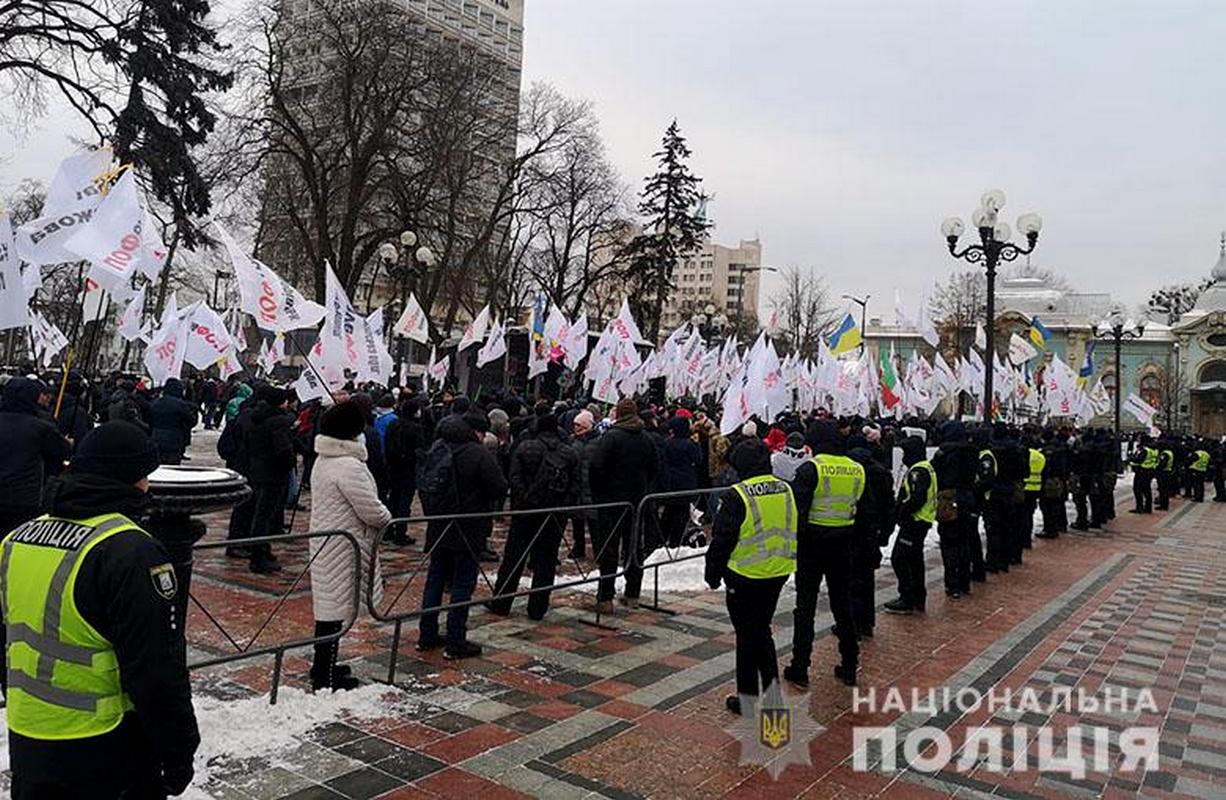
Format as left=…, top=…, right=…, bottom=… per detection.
left=938, top=517, right=970, bottom=594
left=1132, top=469, right=1153, bottom=512
left=725, top=572, right=788, bottom=697
left=789, top=531, right=857, bottom=673
left=1089, top=486, right=1110, bottom=528
left=1156, top=472, right=1172, bottom=510
left=1022, top=492, right=1039, bottom=546
left=984, top=494, right=1010, bottom=571
left=595, top=507, right=642, bottom=601
left=1073, top=487, right=1090, bottom=528
left=659, top=501, right=690, bottom=548
left=311, top=619, right=345, bottom=682
left=489, top=513, right=565, bottom=619
left=1191, top=473, right=1206, bottom=502
left=1006, top=496, right=1026, bottom=565
left=1039, top=493, right=1063, bottom=535
left=966, top=512, right=985, bottom=581
left=248, top=481, right=287, bottom=562
left=891, top=521, right=930, bottom=608
left=849, top=537, right=881, bottom=635
left=1214, top=468, right=1226, bottom=501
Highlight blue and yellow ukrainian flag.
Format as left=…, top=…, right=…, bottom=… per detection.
left=1028, top=316, right=1052, bottom=349
left=1077, top=341, right=1095, bottom=386
left=828, top=312, right=862, bottom=356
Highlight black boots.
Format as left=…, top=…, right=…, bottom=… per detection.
left=311, top=621, right=359, bottom=692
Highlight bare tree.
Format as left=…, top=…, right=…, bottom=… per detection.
left=1147, top=279, right=1214, bottom=325
left=769, top=266, right=837, bottom=358
left=518, top=88, right=630, bottom=319
left=930, top=269, right=988, bottom=353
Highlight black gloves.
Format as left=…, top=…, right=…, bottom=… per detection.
left=162, top=758, right=195, bottom=796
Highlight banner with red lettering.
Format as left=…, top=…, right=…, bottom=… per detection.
left=215, top=221, right=325, bottom=333
left=16, top=148, right=112, bottom=267
left=117, top=285, right=147, bottom=342
left=183, top=304, right=237, bottom=370
left=63, top=170, right=144, bottom=285
left=144, top=296, right=191, bottom=386
left=0, top=212, right=32, bottom=331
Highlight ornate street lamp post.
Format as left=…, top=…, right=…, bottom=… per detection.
left=378, top=231, right=436, bottom=385
left=942, top=190, right=1042, bottom=415
left=1095, top=308, right=1145, bottom=440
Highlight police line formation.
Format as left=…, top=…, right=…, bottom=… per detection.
left=3, top=362, right=1223, bottom=797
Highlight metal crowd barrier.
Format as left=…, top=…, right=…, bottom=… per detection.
left=187, top=530, right=361, bottom=704
left=367, top=502, right=635, bottom=684
left=630, top=487, right=725, bottom=615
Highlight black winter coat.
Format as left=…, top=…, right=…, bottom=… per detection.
left=424, top=417, right=507, bottom=553
left=149, top=381, right=198, bottom=464
left=245, top=401, right=296, bottom=485
left=588, top=420, right=660, bottom=504
left=56, top=394, right=95, bottom=447
left=508, top=431, right=580, bottom=509
left=4, top=473, right=198, bottom=795
left=0, top=378, right=70, bottom=513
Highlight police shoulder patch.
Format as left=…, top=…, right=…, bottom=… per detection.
left=150, top=563, right=177, bottom=600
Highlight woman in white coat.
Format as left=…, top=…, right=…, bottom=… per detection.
left=308, top=400, right=393, bottom=691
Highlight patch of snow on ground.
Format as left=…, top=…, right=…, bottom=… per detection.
left=180, top=684, right=423, bottom=798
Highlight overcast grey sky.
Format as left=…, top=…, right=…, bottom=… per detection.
left=4, top=1, right=1224, bottom=323
left=521, top=0, right=1226, bottom=319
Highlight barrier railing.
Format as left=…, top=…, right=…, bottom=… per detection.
left=630, top=487, right=726, bottom=614
left=367, top=501, right=635, bottom=684
left=187, top=530, right=361, bottom=704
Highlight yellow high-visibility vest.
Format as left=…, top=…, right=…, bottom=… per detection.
left=2, top=513, right=142, bottom=740
left=728, top=475, right=798, bottom=579
left=805, top=454, right=866, bottom=527
left=901, top=460, right=938, bottom=523
left=1024, top=448, right=1046, bottom=492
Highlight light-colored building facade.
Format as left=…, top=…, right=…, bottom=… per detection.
left=864, top=243, right=1226, bottom=434
left=661, top=238, right=763, bottom=334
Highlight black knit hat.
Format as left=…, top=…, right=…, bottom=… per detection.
left=256, top=384, right=288, bottom=408
left=70, top=421, right=159, bottom=484
left=319, top=400, right=366, bottom=440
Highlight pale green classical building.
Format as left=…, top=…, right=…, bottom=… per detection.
left=864, top=238, right=1226, bottom=434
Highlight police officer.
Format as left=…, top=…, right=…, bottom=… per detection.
left=885, top=436, right=936, bottom=613
left=1155, top=437, right=1177, bottom=511
left=1188, top=442, right=1211, bottom=503
left=1022, top=433, right=1046, bottom=548
left=2, top=422, right=199, bottom=798
left=932, top=422, right=977, bottom=597
left=846, top=433, right=895, bottom=638
left=1037, top=429, right=1069, bottom=537
left=1128, top=435, right=1159, bottom=514
left=785, top=421, right=864, bottom=688
left=706, top=440, right=797, bottom=715
left=969, top=427, right=993, bottom=581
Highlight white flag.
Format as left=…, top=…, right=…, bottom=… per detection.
left=144, top=298, right=193, bottom=386
left=0, top=212, right=32, bottom=331
left=117, top=284, right=147, bottom=342
left=44, top=148, right=113, bottom=218
left=184, top=304, right=236, bottom=370
left=1008, top=332, right=1039, bottom=365
left=220, top=349, right=245, bottom=380
left=215, top=221, right=325, bottom=332
left=610, top=298, right=644, bottom=346
left=63, top=169, right=144, bottom=285
left=1123, top=392, right=1157, bottom=426
left=974, top=323, right=987, bottom=351
left=294, top=365, right=331, bottom=403
left=916, top=295, right=939, bottom=348
left=30, top=311, right=68, bottom=367
left=563, top=312, right=588, bottom=370
left=427, top=345, right=450, bottom=386
left=260, top=333, right=285, bottom=374
left=391, top=292, right=429, bottom=343
left=476, top=320, right=507, bottom=367
left=458, top=305, right=491, bottom=352
left=136, top=209, right=168, bottom=281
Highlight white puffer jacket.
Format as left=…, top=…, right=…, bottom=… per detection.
left=308, top=435, right=393, bottom=621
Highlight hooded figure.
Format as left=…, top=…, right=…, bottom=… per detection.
left=225, top=382, right=253, bottom=422
left=149, top=378, right=199, bottom=465
left=0, top=377, right=72, bottom=533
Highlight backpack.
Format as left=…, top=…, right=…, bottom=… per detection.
left=935, top=488, right=959, bottom=523
left=416, top=439, right=460, bottom=514
left=217, top=417, right=247, bottom=469
left=522, top=441, right=573, bottom=508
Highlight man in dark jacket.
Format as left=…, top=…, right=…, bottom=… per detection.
left=931, top=421, right=977, bottom=598
left=1038, top=430, right=1070, bottom=535
left=2, top=422, right=199, bottom=798
left=588, top=398, right=660, bottom=612
left=243, top=386, right=296, bottom=574
left=884, top=436, right=936, bottom=614
left=487, top=414, right=580, bottom=620
left=56, top=373, right=95, bottom=448
left=149, top=378, right=198, bottom=465
left=0, top=377, right=72, bottom=534
left=418, top=415, right=507, bottom=659
left=845, top=437, right=893, bottom=639
left=383, top=398, right=424, bottom=546
left=567, top=410, right=599, bottom=559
